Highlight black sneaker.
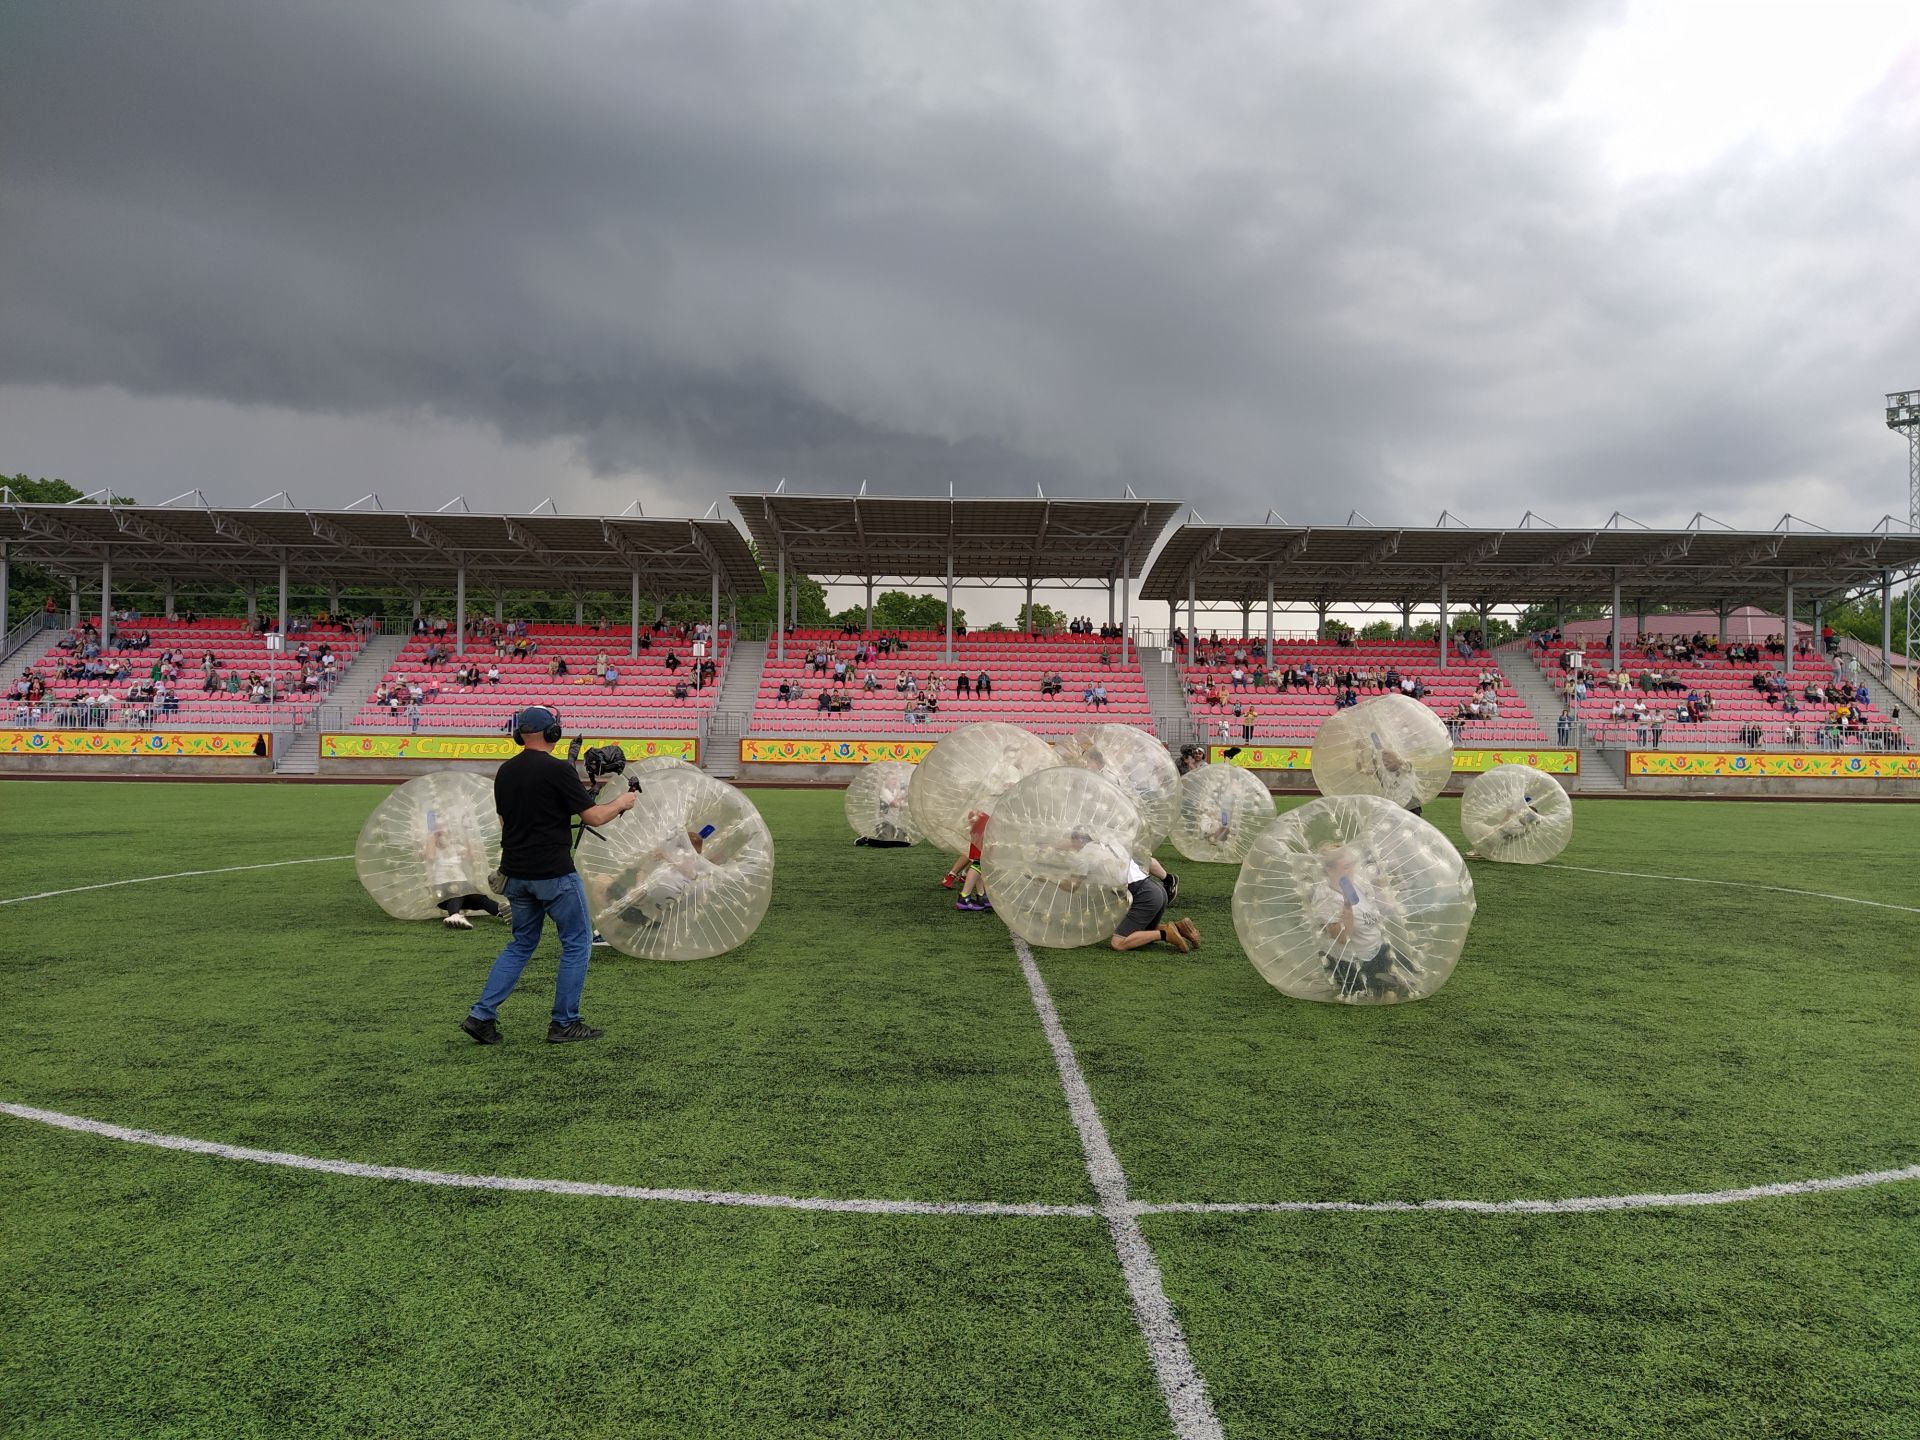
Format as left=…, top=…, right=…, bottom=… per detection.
left=547, top=1020, right=604, bottom=1044
left=1163, top=871, right=1180, bottom=902
left=461, top=1015, right=501, bottom=1045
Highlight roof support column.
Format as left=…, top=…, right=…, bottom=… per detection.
left=68, top=574, right=79, bottom=629
left=1186, top=572, right=1196, bottom=648
left=1026, top=578, right=1035, bottom=634
left=864, top=579, right=873, bottom=631
left=1106, top=578, right=1114, bottom=629
left=1783, top=576, right=1795, bottom=676
left=454, top=564, right=466, bottom=657
left=1635, top=598, right=1645, bottom=645
left=1609, top=573, right=1620, bottom=672
left=1554, top=599, right=1563, bottom=632
left=0, top=543, right=9, bottom=649
left=1477, top=603, right=1489, bottom=649
left=247, top=582, right=258, bottom=624
left=1119, top=548, right=1131, bottom=666
left=494, top=595, right=504, bottom=623
left=164, top=578, right=176, bottom=621
left=1241, top=600, right=1251, bottom=641
left=573, top=595, right=584, bottom=626
left=944, top=554, right=955, bottom=664
left=1399, top=601, right=1411, bottom=641
left=100, top=554, right=113, bottom=649
left=630, top=570, right=641, bottom=659
left=278, top=556, right=289, bottom=639
left=1438, top=572, right=1449, bottom=670
left=1265, top=573, right=1275, bottom=654
left=1716, top=601, right=1728, bottom=643
left=1880, top=569, right=1894, bottom=685
left=775, top=547, right=786, bottom=662
left=410, top=591, right=421, bottom=622
left=1316, top=602, right=1328, bottom=642
left=711, top=570, right=721, bottom=649
left=1813, top=597, right=1824, bottom=676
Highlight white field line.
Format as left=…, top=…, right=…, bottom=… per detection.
left=5, top=1098, right=1912, bottom=1226
left=0, top=855, right=355, bottom=907
left=0, top=1103, right=1096, bottom=1218
left=1014, top=939, right=1225, bottom=1440
left=1132, top=1164, right=1920, bottom=1217
left=1542, top=862, right=1920, bottom=916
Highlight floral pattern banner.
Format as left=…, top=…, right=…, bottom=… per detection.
left=1210, top=745, right=1578, bottom=774
left=740, top=738, right=940, bottom=765
left=321, top=734, right=698, bottom=762
left=1628, top=750, right=1920, bottom=779
left=0, top=729, right=269, bottom=757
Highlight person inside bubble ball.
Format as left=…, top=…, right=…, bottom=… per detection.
left=422, top=808, right=506, bottom=930
left=1464, top=790, right=1544, bottom=860
left=1058, top=829, right=1199, bottom=954
left=596, top=827, right=719, bottom=935
left=1358, top=728, right=1423, bottom=814
left=955, top=810, right=994, bottom=913
left=1312, top=844, right=1420, bottom=1001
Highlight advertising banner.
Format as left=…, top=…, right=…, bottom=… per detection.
left=0, top=729, right=270, bottom=757
left=1209, top=745, right=1579, bottom=774
left=740, top=738, right=940, bottom=765
left=1627, top=750, right=1920, bottom=779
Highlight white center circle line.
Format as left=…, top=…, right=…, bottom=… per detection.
left=0, top=855, right=355, bottom=907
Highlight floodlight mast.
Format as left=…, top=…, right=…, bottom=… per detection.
left=1889, top=389, right=1920, bottom=697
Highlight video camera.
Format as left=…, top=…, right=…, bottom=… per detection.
left=566, top=737, right=642, bottom=793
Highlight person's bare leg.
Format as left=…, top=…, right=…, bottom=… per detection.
left=1111, top=930, right=1162, bottom=951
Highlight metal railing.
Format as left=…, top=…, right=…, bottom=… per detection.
left=4, top=698, right=333, bottom=731
left=1, top=611, right=56, bottom=667
left=1576, top=719, right=1911, bottom=753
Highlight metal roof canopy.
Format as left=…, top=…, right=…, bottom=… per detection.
left=0, top=499, right=764, bottom=596
left=730, top=492, right=1183, bottom=585
left=1140, top=517, right=1920, bottom=610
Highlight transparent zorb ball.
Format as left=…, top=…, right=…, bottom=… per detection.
left=355, top=771, right=502, bottom=920
left=1460, top=764, right=1572, bottom=864
left=1311, top=693, right=1454, bottom=809
left=1231, top=793, right=1475, bottom=1005
left=980, top=767, right=1145, bottom=949
left=844, top=760, right=921, bottom=844
left=633, top=754, right=703, bottom=777
left=1052, top=723, right=1181, bottom=849
left=908, top=722, right=1058, bottom=857
left=578, top=771, right=774, bottom=961
left=1169, top=762, right=1277, bottom=864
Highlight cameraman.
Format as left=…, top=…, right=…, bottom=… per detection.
left=461, top=707, right=636, bottom=1046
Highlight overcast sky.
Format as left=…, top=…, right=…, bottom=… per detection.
left=3, top=0, right=1917, bottom=621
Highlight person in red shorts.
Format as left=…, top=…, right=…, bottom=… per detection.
left=955, top=809, right=993, bottom=912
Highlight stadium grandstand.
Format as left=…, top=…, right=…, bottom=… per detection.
left=6, top=488, right=1920, bottom=776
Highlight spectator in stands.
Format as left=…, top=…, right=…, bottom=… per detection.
left=486, top=665, right=502, bottom=686
left=664, top=651, right=681, bottom=673
left=1229, top=665, right=1246, bottom=690
left=925, top=669, right=941, bottom=696
left=672, top=679, right=690, bottom=701
left=862, top=669, right=880, bottom=692
left=1556, top=706, right=1572, bottom=745
left=1040, top=672, right=1062, bottom=696
left=975, top=670, right=991, bottom=697
left=1091, top=682, right=1109, bottom=708
left=602, top=664, right=620, bottom=689
left=1241, top=707, right=1258, bottom=742
left=956, top=673, right=971, bottom=697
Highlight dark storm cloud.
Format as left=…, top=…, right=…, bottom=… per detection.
left=1, top=0, right=1914, bottom=524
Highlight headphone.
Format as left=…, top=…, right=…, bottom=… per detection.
left=511, top=706, right=564, bottom=746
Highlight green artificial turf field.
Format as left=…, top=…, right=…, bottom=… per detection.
left=1, top=779, right=1915, bottom=1439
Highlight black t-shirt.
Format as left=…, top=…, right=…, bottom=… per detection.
left=494, top=748, right=596, bottom=879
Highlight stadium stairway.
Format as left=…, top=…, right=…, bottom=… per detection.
left=1138, top=646, right=1195, bottom=744
left=325, top=632, right=410, bottom=721
left=1494, top=642, right=1625, bottom=793
left=703, top=636, right=767, bottom=777
left=0, top=625, right=62, bottom=692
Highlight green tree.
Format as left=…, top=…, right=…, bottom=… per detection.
left=1359, top=620, right=1397, bottom=640
left=1015, top=601, right=1066, bottom=632
left=870, top=590, right=964, bottom=631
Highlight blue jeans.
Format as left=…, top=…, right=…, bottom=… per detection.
left=469, top=873, right=593, bottom=1027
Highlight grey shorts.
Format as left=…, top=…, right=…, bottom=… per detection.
left=1116, top=877, right=1168, bottom=937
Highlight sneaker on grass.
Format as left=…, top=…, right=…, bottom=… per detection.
left=460, top=1015, right=501, bottom=1045
left=442, top=913, right=474, bottom=930
left=547, top=1019, right=604, bottom=1044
